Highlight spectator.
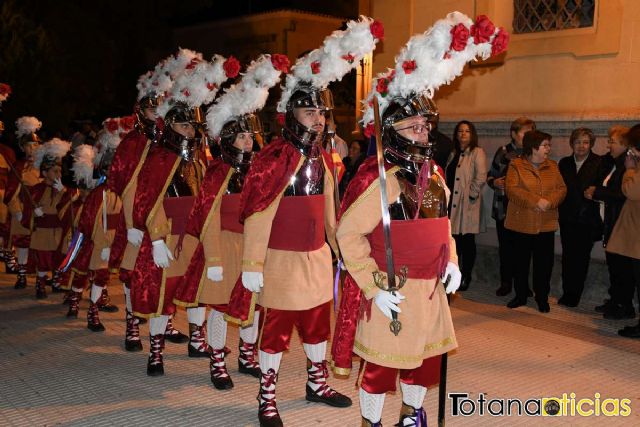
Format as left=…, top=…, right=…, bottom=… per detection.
left=557, top=128, right=603, bottom=307
left=445, top=120, right=488, bottom=291
left=430, top=115, right=453, bottom=169
left=505, top=130, right=566, bottom=313
left=339, top=140, right=365, bottom=197
left=487, top=117, right=536, bottom=296
left=586, top=126, right=634, bottom=318
left=607, top=124, right=640, bottom=338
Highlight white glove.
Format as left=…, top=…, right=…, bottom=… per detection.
left=34, top=207, right=44, bottom=217
left=100, top=247, right=111, bottom=262
left=242, top=271, right=263, bottom=293
left=374, top=289, right=405, bottom=320
left=207, top=266, right=223, bottom=282
left=127, top=228, right=144, bottom=247
left=442, top=261, right=462, bottom=294
left=151, top=240, right=174, bottom=268
left=53, top=178, right=64, bottom=192
left=15, top=212, right=23, bottom=222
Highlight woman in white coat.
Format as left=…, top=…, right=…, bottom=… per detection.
left=445, top=120, right=488, bottom=290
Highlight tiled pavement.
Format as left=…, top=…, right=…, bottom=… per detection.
left=1, top=272, right=639, bottom=426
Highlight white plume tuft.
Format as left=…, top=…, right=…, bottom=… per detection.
left=15, top=116, right=43, bottom=138
left=277, top=16, right=383, bottom=112
left=362, top=12, right=509, bottom=127
left=138, top=48, right=203, bottom=101
left=207, top=54, right=287, bottom=139
left=33, top=138, right=71, bottom=170
left=71, top=144, right=98, bottom=189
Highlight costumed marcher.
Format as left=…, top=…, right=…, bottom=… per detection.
left=20, top=138, right=72, bottom=298
left=229, top=17, right=383, bottom=427
left=174, top=53, right=290, bottom=389
left=8, top=117, right=44, bottom=288
left=332, top=12, right=509, bottom=426
left=108, top=50, right=200, bottom=351
left=128, top=52, right=240, bottom=376
left=0, top=82, right=16, bottom=271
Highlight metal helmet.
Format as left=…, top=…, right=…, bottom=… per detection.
left=135, top=93, right=162, bottom=141
left=18, top=133, right=42, bottom=153
left=381, top=92, right=439, bottom=175
left=282, top=84, right=334, bottom=153
left=161, top=101, right=203, bottom=160
left=219, top=113, right=263, bottom=170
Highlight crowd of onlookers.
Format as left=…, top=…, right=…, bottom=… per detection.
left=338, top=118, right=640, bottom=338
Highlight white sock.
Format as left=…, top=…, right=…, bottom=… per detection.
left=17, top=248, right=28, bottom=265
left=71, top=286, right=84, bottom=293
left=359, top=388, right=385, bottom=423
left=259, top=350, right=282, bottom=374
left=149, top=315, right=169, bottom=336
left=187, top=306, right=206, bottom=326
left=303, top=341, right=327, bottom=363
left=37, top=271, right=47, bottom=278
left=239, top=311, right=260, bottom=344
left=123, top=285, right=132, bottom=312
left=400, top=382, right=427, bottom=410
left=206, top=309, right=227, bottom=350
left=90, top=284, right=103, bottom=303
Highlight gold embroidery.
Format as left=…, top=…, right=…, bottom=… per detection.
left=344, top=261, right=375, bottom=272
left=242, top=259, right=264, bottom=267
left=146, top=157, right=181, bottom=230
left=354, top=336, right=454, bottom=363
left=361, top=281, right=377, bottom=295
left=200, top=168, right=233, bottom=241
left=206, top=256, right=222, bottom=263
left=330, top=361, right=352, bottom=377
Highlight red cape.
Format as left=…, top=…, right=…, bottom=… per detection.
left=173, top=158, right=231, bottom=306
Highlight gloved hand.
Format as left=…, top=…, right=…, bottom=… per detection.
left=127, top=228, right=144, bottom=247
left=34, top=207, right=44, bottom=217
left=15, top=212, right=23, bottom=222
left=374, top=289, right=405, bottom=320
left=53, top=178, right=64, bottom=192
left=441, top=261, right=462, bottom=294
left=151, top=240, right=174, bottom=268
left=242, top=271, right=263, bottom=293
left=100, top=247, right=111, bottom=262
left=207, top=266, right=223, bottom=282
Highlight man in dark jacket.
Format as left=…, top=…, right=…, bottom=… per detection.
left=558, top=128, right=603, bottom=307
left=585, top=125, right=634, bottom=319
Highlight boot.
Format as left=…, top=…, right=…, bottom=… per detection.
left=147, top=334, right=165, bottom=376
left=14, top=265, right=27, bottom=289
left=238, top=339, right=261, bottom=378
left=87, top=302, right=105, bottom=332
left=187, top=323, right=210, bottom=357
left=35, top=276, right=48, bottom=299
left=396, top=403, right=427, bottom=427
left=125, top=310, right=143, bottom=352
left=362, top=418, right=383, bottom=427
left=164, top=317, right=189, bottom=344
left=210, top=348, right=233, bottom=390
left=48, top=270, right=65, bottom=293
left=66, top=291, right=81, bottom=318
left=258, top=368, right=282, bottom=427
left=4, top=250, right=18, bottom=274
left=97, top=287, right=119, bottom=312
left=305, top=360, right=352, bottom=407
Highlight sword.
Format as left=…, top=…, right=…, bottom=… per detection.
left=371, top=96, right=407, bottom=336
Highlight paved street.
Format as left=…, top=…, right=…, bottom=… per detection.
left=1, top=271, right=639, bottom=426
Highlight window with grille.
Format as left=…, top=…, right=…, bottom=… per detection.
left=513, top=0, right=595, bottom=34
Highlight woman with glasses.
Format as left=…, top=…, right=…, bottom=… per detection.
left=505, top=130, right=566, bottom=312
left=444, top=120, right=488, bottom=291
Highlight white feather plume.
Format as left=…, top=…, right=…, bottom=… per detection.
left=71, top=144, right=98, bottom=188
left=277, top=16, right=383, bottom=113
left=33, top=138, right=71, bottom=170
left=207, top=54, right=287, bottom=139
left=362, top=11, right=508, bottom=127
left=138, top=48, right=203, bottom=102
left=15, top=116, right=43, bottom=138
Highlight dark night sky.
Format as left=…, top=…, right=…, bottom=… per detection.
left=0, top=0, right=357, bottom=140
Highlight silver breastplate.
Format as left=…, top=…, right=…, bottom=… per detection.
left=166, top=159, right=203, bottom=198
left=284, top=148, right=324, bottom=197
left=389, top=173, right=448, bottom=220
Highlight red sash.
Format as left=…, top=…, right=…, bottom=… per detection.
left=221, top=194, right=243, bottom=234
left=268, top=195, right=325, bottom=252
left=106, top=214, right=120, bottom=231
left=34, top=214, right=61, bottom=229
left=164, top=196, right=196, bottom=235
left=368, top=216, right=450, bottom=280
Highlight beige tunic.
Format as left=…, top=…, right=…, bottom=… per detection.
left=242, top=156, right=339, bottom=311
left=30, top=187, right=67, bottom=251
left=336, top=171, right=458, bottom=370
left=89, top=190, right=123, bottom=270
left=9, top=166, right=41, bottom=239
